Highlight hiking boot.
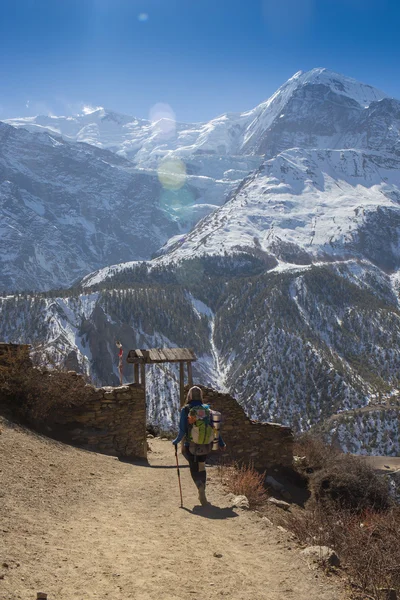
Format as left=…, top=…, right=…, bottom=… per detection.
left=198, top=483, right=209, bottom=506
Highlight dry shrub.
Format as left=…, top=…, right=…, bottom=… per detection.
left=0, top=347, right=92, bottom=421
left=294, top=433, right=340, bottom=473
left=219, top=462, right=268, bottom=508
left=295, top=434, right=392, bottom=513
left=283, top=505, right=400, bottom=598
left=287, top=434, right=398, bottom=598
left=311, top=453, right=392, bottom=513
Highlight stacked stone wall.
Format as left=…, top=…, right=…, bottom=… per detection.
left=197, top=386, right=294, bottom=469
left=1, top=343, right=292, bottom=466
left=46, top=380, right=147, bottom=460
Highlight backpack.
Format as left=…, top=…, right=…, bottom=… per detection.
left=186, top=403, right=215, bottom=456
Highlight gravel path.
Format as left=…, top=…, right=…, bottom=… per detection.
left=0, top=417, right=345, bottom=600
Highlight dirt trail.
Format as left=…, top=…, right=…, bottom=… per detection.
left=357, top=455, right=400, bottom=473
left=0, top=418, right=344, bottom=600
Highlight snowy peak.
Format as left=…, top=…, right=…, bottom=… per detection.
left=287, top=68, right=387, bottom=107
left=241, top=68, right=390, bottom=156
left=5, top=109, right=149, bottom=154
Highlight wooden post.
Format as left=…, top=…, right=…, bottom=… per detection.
left=140, top=363, right=146, bottom=395
left=179, top=361, right=185, bottom=407
left=134, top=363, right=139, bottom=384
left=187, top=361, right=193, bottom=387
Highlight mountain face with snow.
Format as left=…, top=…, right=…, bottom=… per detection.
left=2, top=68, right=397, bottom=291
left=155, top=147, right=400, bottom=271
left=2, top=68, right=400, bottom=454
left=0, top=121, right=185, bottom=291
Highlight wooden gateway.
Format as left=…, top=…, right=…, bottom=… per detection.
left=126, top=348, right=196, bottom=407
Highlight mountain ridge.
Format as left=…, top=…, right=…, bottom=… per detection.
left=5, top=69, right=388, bottom=163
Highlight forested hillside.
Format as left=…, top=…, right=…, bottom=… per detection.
left=2, top=259, right=400, bottom=453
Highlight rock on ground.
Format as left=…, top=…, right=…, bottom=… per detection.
left=301, top=546, right=341, bottom=567
left=268, top=497, right=291, bottom=510
left=265, top=475, right=292, bottom=501
left=227, top=494, right=250, bottom=509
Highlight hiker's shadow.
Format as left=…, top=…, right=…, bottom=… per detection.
left=182, top=504, right=238, bottom=520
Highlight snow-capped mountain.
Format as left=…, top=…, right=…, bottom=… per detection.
left=6, top=69, right=387, bottom=163
left=6, top=104, right=260, bottom=173
left=240, top=68, right=388, bottom=156
left=154, top=147, right=400, bottom=270
left=6, top=108, right=145, bottom=156
left=2, top=67, right=400, bottom=454
left=146, top=70, right=400, bottom=270
left=0, top=121, right=184, bottom=291
left=2, top=67, right=396, bottom=291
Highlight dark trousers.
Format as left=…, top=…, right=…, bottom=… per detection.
left=183, top=446, right=207, bottom=488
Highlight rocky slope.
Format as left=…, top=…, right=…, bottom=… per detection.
left=0, top=122, right=178, bottom=291
left=322, top=405, right=400, bottom=455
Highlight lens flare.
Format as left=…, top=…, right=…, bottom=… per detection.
left=158, top=158, right=186, bottom=191
left=138, top=13, right=149, bottom=22
left=149, top=103, right=176, bottom=137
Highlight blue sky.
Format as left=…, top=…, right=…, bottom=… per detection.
left=1, top=0, right=399, bottom=123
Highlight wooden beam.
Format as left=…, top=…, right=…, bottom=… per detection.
left=140, top=349, right=150, bottom=363
left=149, top=349, right=163, bottom=362
left=161, top=348, right=176, bottom=361
left=126, top=347, right=197, bottom=364
left=179, top=362, right=185, bottom=407
left=134, top=363, right=139, bottom=384
left=187, top=361, right=193, bottom=388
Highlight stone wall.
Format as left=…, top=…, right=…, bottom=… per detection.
left=46, top=380, right=147, bottom=460
left=1, top=342, right=292, bottom=466
left=197, top=386, right=294, bottom=470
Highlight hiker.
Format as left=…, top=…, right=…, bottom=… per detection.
left=172, top=386, right=226, bottom=506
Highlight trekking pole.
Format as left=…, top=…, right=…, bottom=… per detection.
left=174, top=446, right=184, bottom=508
